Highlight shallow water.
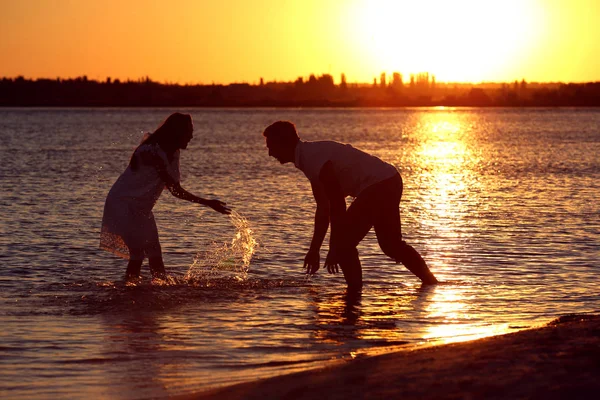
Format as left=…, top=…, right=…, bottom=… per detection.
left=1, top=107, right=599, bottom=399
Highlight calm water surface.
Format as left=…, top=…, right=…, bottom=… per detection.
left=1, top=108, right=599, bottom=399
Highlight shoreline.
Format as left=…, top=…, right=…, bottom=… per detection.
left=175, top=314, right=600, bottom=400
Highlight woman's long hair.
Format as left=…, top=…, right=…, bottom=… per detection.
left=129, top=112, right=192, bottom=170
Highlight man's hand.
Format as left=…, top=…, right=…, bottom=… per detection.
left=324, top=250, right=340, bottom=274
left=303, top=250, right=320, bottom=275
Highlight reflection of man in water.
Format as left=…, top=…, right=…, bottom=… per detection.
left=263, top=121, right=438, bottom=291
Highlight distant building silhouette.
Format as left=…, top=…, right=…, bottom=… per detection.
left=392, top=72, right=403, bottom=90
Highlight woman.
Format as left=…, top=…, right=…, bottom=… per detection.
left=100, top=112, right=230, bottom=280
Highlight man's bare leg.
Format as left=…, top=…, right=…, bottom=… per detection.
left=397, top=242, right=438, bottom=285
left=339, top=247, right=363, bottom=292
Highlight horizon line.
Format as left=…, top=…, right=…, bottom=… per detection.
left=3, top=74, right=600, bottom=87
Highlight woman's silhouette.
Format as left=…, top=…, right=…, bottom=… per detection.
left=100, top=113, right=230, bottom=280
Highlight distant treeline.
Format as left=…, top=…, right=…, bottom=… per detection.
left=2, top=74, right=600, bottom=107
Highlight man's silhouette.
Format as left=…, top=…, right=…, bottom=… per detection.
left=263, top=121, right=438, bottom=291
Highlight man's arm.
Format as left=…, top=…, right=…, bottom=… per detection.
left=318, top=160, right=346, bottom=273
left=309, top=182, right=330, bottom=253
left=318, top=161, right=345, bottom=236
left=303, top=180, right=330, bottom=274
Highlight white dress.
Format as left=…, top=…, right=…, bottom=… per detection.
left=100, top=143, right=180, bottom=260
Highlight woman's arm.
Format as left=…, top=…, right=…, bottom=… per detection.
left=167, top=181, right=230, bottom=214
left=150, top=151, right=231, bottom=214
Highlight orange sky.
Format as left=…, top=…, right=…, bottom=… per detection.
left=1, top=0, right=599, bottom=84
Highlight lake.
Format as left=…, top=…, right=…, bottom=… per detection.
left=1, top=107, right=599, bottom=399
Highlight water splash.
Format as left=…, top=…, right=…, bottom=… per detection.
left=185, top=211, right=258, bottom=283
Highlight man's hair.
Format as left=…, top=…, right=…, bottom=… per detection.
left=262, top=121, right=300, bottom=145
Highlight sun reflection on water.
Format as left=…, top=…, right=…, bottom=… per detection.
left=411, top=112, right=485, bottom=277
left=424, top=321, right=511, bottom=345
left=420, top=285, right=512, bottom=344
left=425, top=286, right=469, bottom=320
left=409, top=112, right=509, bottom=343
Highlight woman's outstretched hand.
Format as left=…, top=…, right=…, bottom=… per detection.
left=205, top=199, right=231, bottom=214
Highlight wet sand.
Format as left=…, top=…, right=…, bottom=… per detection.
left=177, top=314, right=600, bottom=400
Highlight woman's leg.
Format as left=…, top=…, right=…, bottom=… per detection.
left=144, top=212, right=167, bottom=279
left=148, top=256, right=166, bottom=279
left=126, top=248, right=145, bottom=280
left=125, top=259, right=143, bottom=279
left=147, top=243, right=166, bottom=279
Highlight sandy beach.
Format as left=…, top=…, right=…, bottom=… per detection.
left=177, top=314, right=600, bottom=400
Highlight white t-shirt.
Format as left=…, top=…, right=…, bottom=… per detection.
left=294, top=140, right=397, bottom=197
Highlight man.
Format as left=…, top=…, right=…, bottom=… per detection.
left=263, top=121, right=438, bottom=291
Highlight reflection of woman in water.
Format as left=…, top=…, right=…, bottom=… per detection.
left=100, top=113, right=231, bottom=280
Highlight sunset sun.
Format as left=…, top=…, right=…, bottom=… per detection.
left=349, top=0, right=544, bottom=82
